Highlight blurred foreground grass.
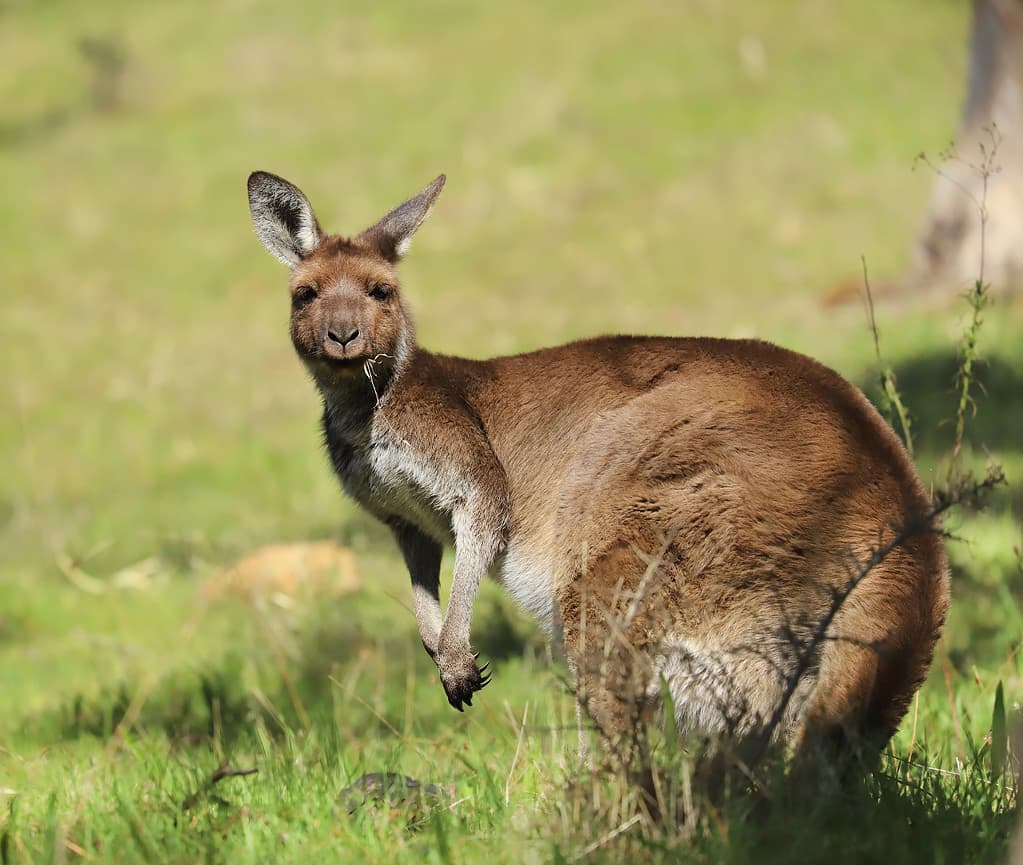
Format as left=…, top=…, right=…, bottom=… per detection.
left=0, top=0, right=1020, bottom=862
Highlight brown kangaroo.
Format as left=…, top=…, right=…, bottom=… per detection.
left=247, top=171, right=949, bottom=760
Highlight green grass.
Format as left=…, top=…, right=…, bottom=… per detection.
left=1, top=0, right=1020, bottom=861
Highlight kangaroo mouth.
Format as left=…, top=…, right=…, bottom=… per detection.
left=325, top=358, right=368, bottom=378
left=305, top=351, right=395, bottom=385
left=303, top=353, right=365, bottom=378
left=318, top=346, right=368, bottom=368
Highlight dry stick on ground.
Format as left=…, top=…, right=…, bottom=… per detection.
left=210, top=761, right=258, bottom=784
left=569, top=813, right=645, bottom=863
left=180, top=760, right=258, bottom=812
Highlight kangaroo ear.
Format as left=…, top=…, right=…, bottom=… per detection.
left=247, top=171, right=324, bottom=267
left=359, top=174, right=446, bottom=263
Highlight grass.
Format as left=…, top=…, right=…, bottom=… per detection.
left=0, top=0, right=1021, bottom=861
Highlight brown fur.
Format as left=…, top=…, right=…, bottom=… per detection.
left=247, top=171, right=950, bottom=760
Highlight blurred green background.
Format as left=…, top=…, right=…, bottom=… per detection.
left=0, top=1, right=1020, bottom=862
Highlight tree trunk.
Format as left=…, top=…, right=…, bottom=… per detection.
left=910, top=0, right=1023, bottom=296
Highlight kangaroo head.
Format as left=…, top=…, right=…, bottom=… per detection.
left=247, top=171, right=445, bottom=390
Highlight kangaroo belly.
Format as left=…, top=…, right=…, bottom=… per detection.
left=494, top=543, right=556, bottom=635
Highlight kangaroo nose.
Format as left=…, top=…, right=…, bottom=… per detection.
left=327, top=327, right=360, bottom=347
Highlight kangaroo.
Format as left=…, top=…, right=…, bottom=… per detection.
left=247, top=171, right=949, bottom=760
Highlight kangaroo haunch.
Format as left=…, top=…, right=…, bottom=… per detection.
left=247, top=171, right=949, bottom=757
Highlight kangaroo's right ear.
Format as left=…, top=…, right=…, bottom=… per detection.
left=247, top=171, right=324, bottom=267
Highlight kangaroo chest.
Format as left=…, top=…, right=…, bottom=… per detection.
left=324, top=419, right=456, bottom=546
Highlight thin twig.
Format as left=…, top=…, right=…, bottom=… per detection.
left=210, top=761, right=258, bottom=784
left=941, top=647, right=966, bottom=763
left=908, top=691, right=921, bottom=762
left=569, top=812, right=643, bottom=862
left=505, top=702, right=530, bottom=806
left=181, top=760, right=258, bottom=811
left=862, top=256, right=914, bottom=455
left=917, top=125, right=1001, bottom=479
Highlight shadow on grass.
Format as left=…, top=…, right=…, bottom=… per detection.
left=728, top=757, right=1016, bottom=865
left=27, top=590, right=540, bottom=750
left=41, top=612, right=375, bottom=747
left=56, top=658, right=258, bottom=746
left=879, top=345, right=1023, bottom=509
left=857, top=345, right=1023, bottom=666
left=471, top=589, right=546, bottom=663
left=860, top=347, right=1023, bottom=464
left=557, top=749, right=1018, bottom=865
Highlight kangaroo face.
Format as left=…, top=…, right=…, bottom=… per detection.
left=248, top=170, right=445, bottom=388
left=287, top=240, right=410, bottom=379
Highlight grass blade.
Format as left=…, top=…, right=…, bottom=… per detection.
left=990, top=681, right=1007, bottom=781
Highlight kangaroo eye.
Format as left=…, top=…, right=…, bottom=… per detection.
left=293, top=285, right=318, bottom=307
left=369, top=283, right=392, bottom=301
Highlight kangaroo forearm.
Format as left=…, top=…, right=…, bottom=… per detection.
left=428, top=499, right=504, bottom=710
left=438, top=557, right=485, bottom=654
left=439, top=501, right=506, bottom=653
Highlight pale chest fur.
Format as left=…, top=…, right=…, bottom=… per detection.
left=323, top=411, right=460, bottom=545
left=322, top=403, right=556, bottom=634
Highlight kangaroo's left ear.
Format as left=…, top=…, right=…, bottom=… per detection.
left=358, top=174, right=446, bottom=263
left=247, top=171, right=324, bottom=267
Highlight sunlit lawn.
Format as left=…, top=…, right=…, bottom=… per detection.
left=1, top=0, right=1020, bottom=862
